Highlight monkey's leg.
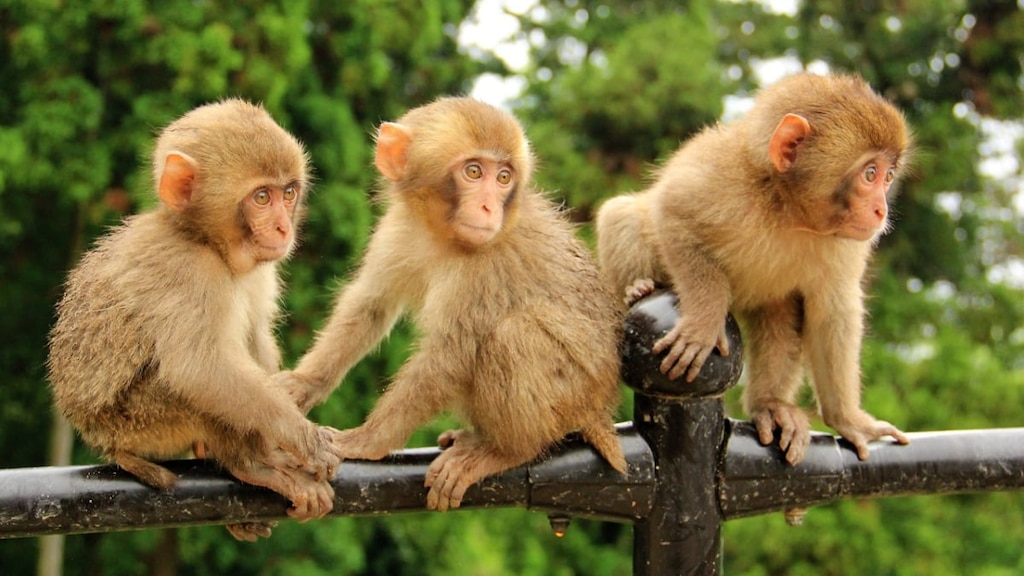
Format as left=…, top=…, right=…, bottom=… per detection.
left=741, top=297, right=812, bottom=465
left=113, top=450, right=179, bottom=489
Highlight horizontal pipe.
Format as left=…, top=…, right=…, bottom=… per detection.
left=0, top=423, right=654, bottom=539
left=719, top=419, right=1024, bottom=519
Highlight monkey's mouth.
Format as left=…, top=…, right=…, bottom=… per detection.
left=253, top=241, right=293, bottom=259
left=457, top=222, right=499, bottom=244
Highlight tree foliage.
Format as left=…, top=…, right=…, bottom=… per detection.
left=1, top=0, right=1023, bottom=574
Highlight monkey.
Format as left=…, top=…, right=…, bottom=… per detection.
left=47, top=99, right=343, bottom=541
left=274, top=97, right=627, bottom=512
left=595, top=73, right=912, bottom=465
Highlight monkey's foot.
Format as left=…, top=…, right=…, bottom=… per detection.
left=749, top=403, right=812, bottom=465
left=225, top=521, right=277, bottom=542
left=425, top=437, right=526, bottom=512
left=828, top=412, right=911, bottom=461
left=230, top=461, right=335, bottom=521
left=624, top=278, right=657, bottom=306
left=114, top=451, right=178, bottom=489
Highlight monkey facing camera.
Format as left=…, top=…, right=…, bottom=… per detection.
left=622, top=289, right=743, bottom=397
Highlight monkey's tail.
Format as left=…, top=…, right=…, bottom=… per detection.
left=582, top=424, right=628, bottom=475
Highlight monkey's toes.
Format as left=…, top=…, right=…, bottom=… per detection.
left=624, top=278, right=656, bottom=306
left=751, top=405, right=811, bottom=465
left=226, top=521, right=276, bottom=542
left=425, top=467, right=468, bottom=512
left=286, top=480, right=335, bottom=521
left=437, top=429, right=467, bottom=449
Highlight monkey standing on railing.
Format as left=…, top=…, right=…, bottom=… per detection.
left=596, top=73, right=913, bottom=465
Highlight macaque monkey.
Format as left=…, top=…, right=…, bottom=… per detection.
left=48, top=99, right=342, bottom=541
left=276, top=97, right=626, bottom=511
left=596, top=73, right=912, bottom=465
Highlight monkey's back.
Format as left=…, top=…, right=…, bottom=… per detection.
left=48, top=213, right=213, bottom=450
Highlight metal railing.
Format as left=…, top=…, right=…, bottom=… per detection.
left=3, top=290, right=1023, bottom=575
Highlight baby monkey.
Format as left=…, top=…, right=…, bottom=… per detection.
left=48, top=99, right=342, bottom=540
left=597, top=73, right=912, bottom=465
left=277, top=97, right=627, bottom=511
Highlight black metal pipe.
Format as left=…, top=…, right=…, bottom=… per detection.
left=0, top=424, right=655, bottom=539
left=719, top=419, right=1024, bottom=519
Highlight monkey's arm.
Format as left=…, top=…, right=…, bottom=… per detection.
left=803, top=278, right=910, bottom=460
left=284, top=229, right=414, bottom=412
left=648, top=199, right=733, bottom=382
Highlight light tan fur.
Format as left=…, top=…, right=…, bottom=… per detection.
left=276, top=97, right=625, bottom=511
left=48, top=99, right=342, bottom=541
left=596, top=73, right=912, bottom=465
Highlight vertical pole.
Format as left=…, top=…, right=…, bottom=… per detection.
left=621, top=290, right=743, bottom=576
left=633, top=395, right=725, bottom=576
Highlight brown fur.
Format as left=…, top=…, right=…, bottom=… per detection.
left=48, top=99, right=341, bottom=540
left=596, top=73, right=912, bottom=465
left=276, top=97, right=625, bottom=511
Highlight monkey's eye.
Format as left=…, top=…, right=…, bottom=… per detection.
left=464, top=163, right=483, bottom=180
left=497, top=169, right=513, bottom=185
left=283, top=184, right=298, bottom=202
left=884, top=167, right=896, bottom=184
left=253, top=188, right=272, bottom=206
left=863, top=165, right=878, bottom=183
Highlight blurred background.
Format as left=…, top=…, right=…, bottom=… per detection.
left=2, top=0, right=1024, bottom=574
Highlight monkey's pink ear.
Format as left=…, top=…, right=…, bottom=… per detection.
left=768, top=113, right=811, bottom=173
left=375, top=122, right=413, bottom=181
left=158, top=152, right=197, bottom=212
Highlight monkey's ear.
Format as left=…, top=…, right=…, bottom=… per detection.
left=768, top=113, right=811, bottom=173
left=158, top=152, right=197, bottom=212
left=375, top=122, right=413, bottom=181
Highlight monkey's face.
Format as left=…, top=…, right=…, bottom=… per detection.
left=449, top=156, right=516, bottom=247
left=833, top=152, right=900, bottom=242
left=239, top=181, right=302, bottom=262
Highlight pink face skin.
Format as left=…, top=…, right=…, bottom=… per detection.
left=241, top=182, right=301, bottom=262
left=838, top=153, right=898, bottom=242
left=451, top=157, right=516, bottom=247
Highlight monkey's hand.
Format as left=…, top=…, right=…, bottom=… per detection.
left=330, top=426, right=391, bottom=461
left=265, top=420, right=344, bottom=484
left=827, top=411, right=910, bottom=461
left=272, top=370, right=325, bottom=414
left=652, top=316, right=731, bottom=382
left=750, top=402, right=812, bottom=466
